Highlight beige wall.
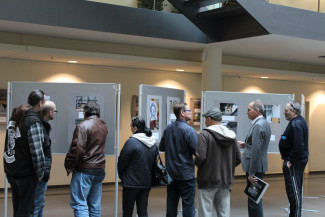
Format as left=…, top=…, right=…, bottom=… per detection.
left=269, top=0, right=319, bottom=12
left=1, top=58, right=325, bottom=188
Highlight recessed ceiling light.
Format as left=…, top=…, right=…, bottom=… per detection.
left=68, top=60, right=78, bottom=63
left=176, top=69, right=184, bottom=71
left=261, top=76, right=269, bottom=79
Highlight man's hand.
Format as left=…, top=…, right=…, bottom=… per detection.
left=287, top=161, right=292, bottom=168
left=238, top=141, right=245, bottom=149
left=66, top=168, right=73, bottom=176
left=248, top=175, right=258, bottom=184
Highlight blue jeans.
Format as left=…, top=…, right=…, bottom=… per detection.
left=246, top=172, right=264, bottom=217
left=70, top=171, right=105, bottom=217
left=32, top=180, right=48, bottom=217
left=166, top=179, right=196, bottom=217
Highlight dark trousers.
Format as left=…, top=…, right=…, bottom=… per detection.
left=122, top=187, right=151, bottom=217
left=166, top=178, right=196, bottom=217
left=246, top=172, right=264, bottom=217
left=283, top=158, right=308, bottom=217
left=7, top=174, right=38, bottom=217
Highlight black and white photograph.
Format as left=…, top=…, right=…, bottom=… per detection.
left=220, top=103, right=238, bottom=116
left=264, top=104, right=281, bottom=124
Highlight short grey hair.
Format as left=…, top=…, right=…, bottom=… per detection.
left=288, top=100, right=301, bottom=115
left=252, top=99, right=264, bottom=114
left=41, top=101, right=55, bottom=116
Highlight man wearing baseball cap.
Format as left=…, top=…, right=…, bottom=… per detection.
left=195, top=108, right=241, bottom=217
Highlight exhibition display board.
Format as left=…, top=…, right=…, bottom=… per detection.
left=138, top=84, right=185, bottom=143
left=201, top=91, right=292, bottom=153
left=9, top=81, right=119, bottom=155
left=4, top=81, right=121, bottom=217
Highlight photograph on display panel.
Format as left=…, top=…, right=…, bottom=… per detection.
left=68, top=94, right=105, bottom=147
left=220, top=103, right=238, bottom=116
left=264, top=104, right=281, bottom=124
left=166, top=97, right=180, bottom=125
left=192, top=98, right=201, bottom=126
left=75, top=96, right=98, bottom=124
left=147, top=95, right=162, bottom=131
left=189, top=98, right=201, bottom=127
left=215, top=101, right=239, bottom=133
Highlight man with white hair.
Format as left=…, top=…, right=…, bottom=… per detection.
left=279, top=100, right=308, bottom=217
left=238, top=99, right=271, bottom=217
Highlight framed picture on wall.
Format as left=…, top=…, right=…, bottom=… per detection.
left=0, top=89, right=7, bottom=124
left=189, top=98, right=201, bottom=128
left=131, top=95, right=139, bottom=118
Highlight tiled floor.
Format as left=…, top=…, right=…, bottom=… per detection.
left=1, top=173, right=324, bottom=217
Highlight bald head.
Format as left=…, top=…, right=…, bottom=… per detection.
left=41, top=101, right=57, bottom=121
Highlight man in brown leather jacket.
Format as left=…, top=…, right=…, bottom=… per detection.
left=64, top=101, right=108, bottom=217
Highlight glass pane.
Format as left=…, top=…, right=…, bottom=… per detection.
left=87, top=0, right=177, bottom=12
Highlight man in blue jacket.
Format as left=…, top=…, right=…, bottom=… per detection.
left=159, top=103, right=198, bottom=217
left=279, top=100, right=309, bottom=217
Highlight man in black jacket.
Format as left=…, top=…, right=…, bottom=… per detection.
left=279, top=100, right=309, bottom=217
left=4, top=89, right=46, bottom=217
left=33, top=100, right=57, bottom=217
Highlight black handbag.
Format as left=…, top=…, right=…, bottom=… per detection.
left=152, top=148, right=173, bottom=187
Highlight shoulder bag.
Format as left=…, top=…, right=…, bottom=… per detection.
left=152, top=148, right=173, bottom=187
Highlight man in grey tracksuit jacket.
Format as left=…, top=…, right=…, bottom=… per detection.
left=195, top=108, right=241, bottom=217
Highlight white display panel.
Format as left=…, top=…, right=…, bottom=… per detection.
left=202, top=91, right=291, bottom=153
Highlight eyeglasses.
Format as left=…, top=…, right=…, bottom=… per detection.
left=183, top=109, right=191, bottom=112
left=52, top=110, right=58, bottom=113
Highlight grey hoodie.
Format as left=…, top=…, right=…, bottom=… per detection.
left=195, top=124, right=241, bottom=190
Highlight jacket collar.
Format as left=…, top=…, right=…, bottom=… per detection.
left=40, top=116, right=51, bottom=133
left=176, top=118, right=187, bottom=123
left=251, top=115, right=263, bottom=125
left=85, top=115, right=98, bottom=120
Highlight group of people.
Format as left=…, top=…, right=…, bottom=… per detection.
left=119, top=102, right=241, bottom=217
left=118, top=100, right=309, bottom=217
left=3, top=88, right=309, bottom=217
left=3, top=89, right=109, bottom=217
